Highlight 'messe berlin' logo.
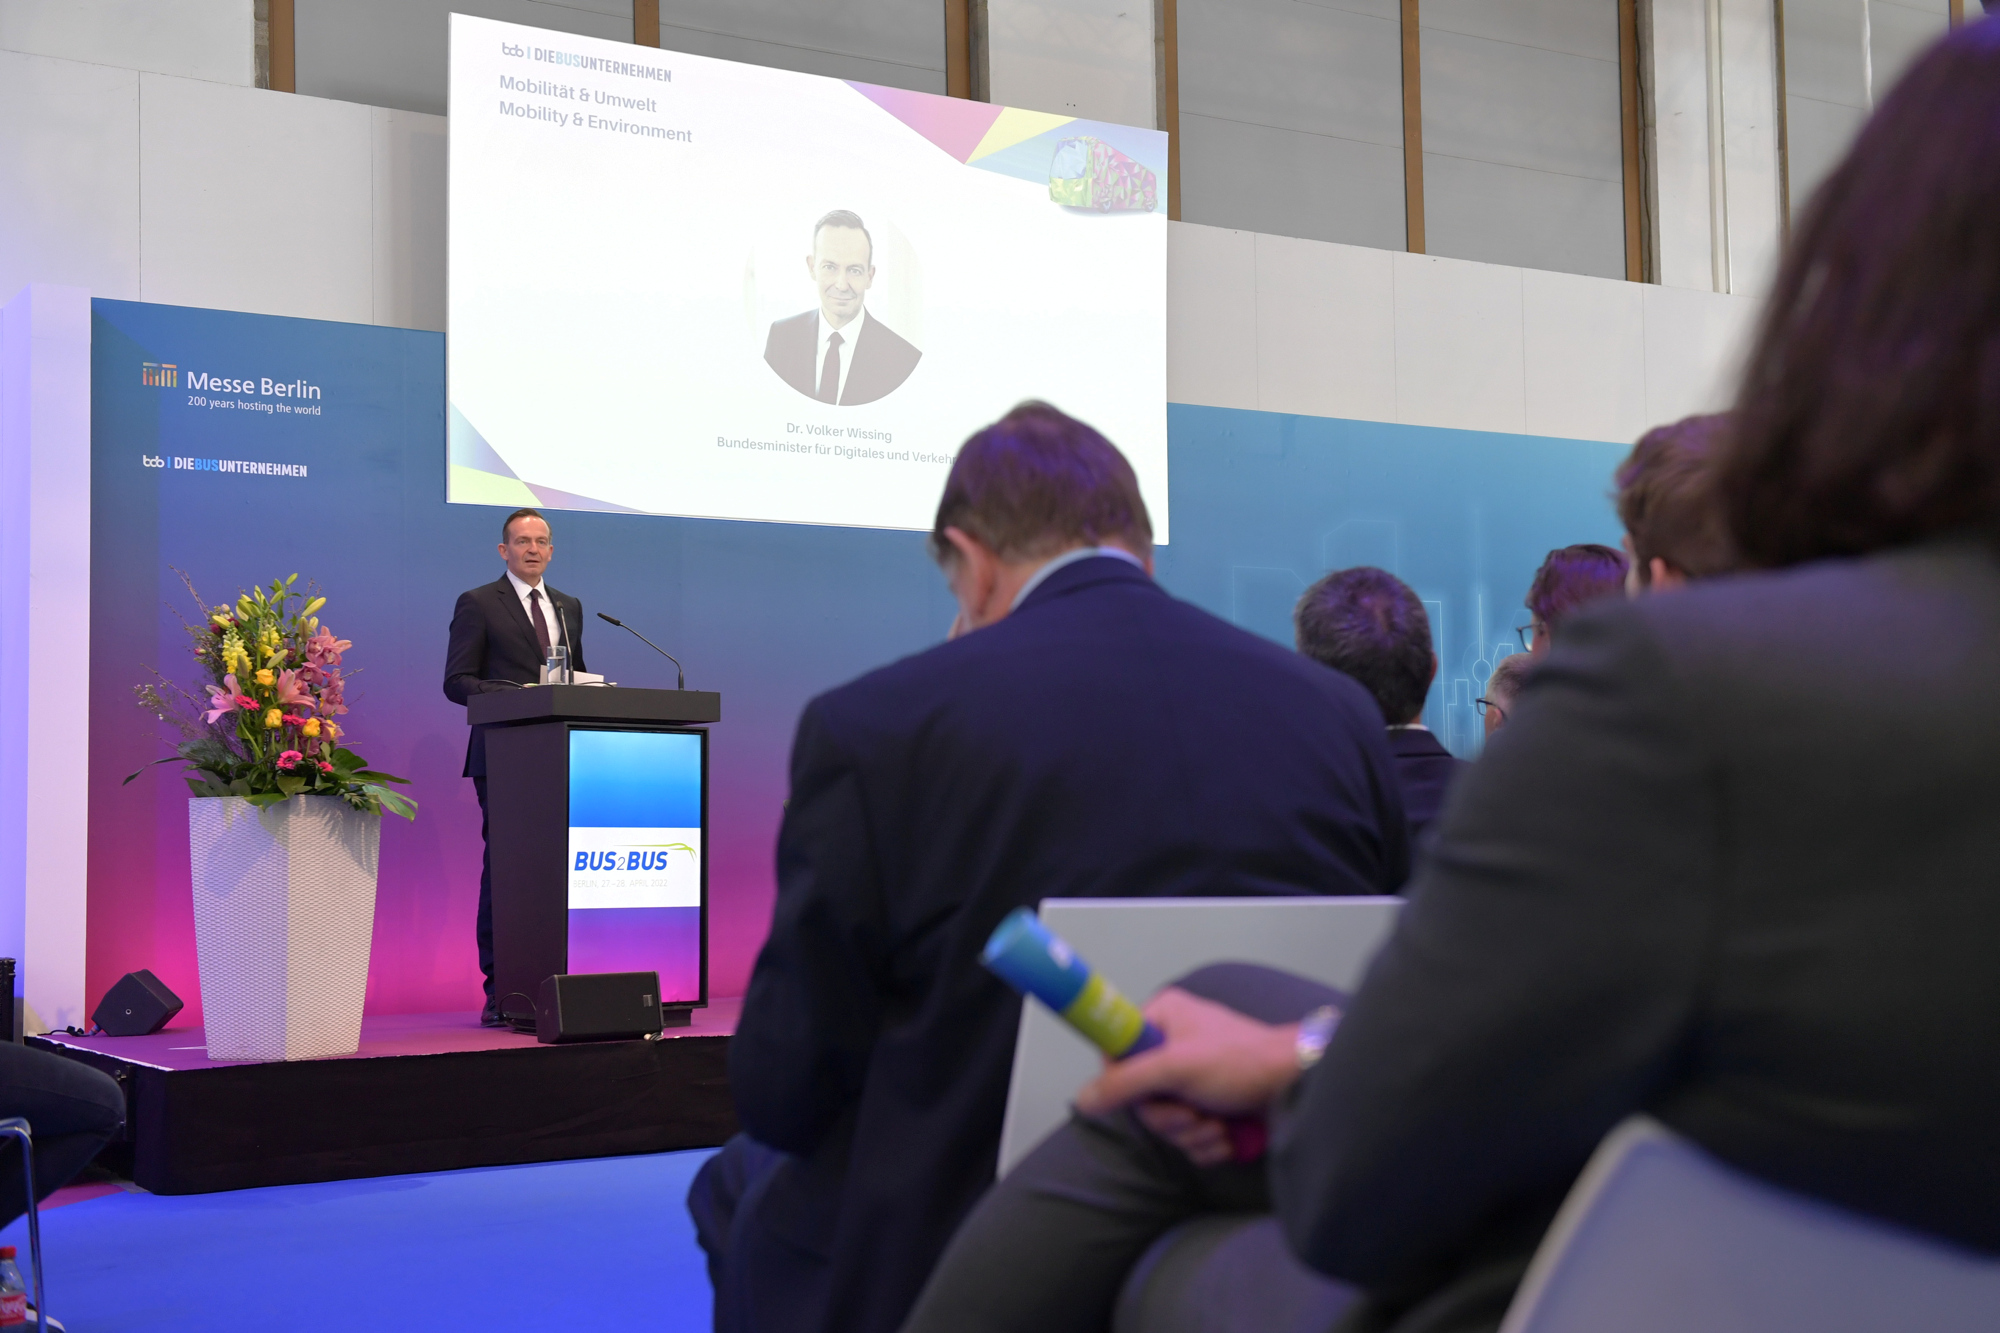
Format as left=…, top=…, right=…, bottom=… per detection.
left=141, top=360, right=322, bottom=401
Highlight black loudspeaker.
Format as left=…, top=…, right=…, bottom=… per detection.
left=536, top=971, right=662, bottom=1044
left=92, top=970, right=184, bottom=1037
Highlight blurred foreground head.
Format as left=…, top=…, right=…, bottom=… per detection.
left=1615, top=414, right=1738, bottom=591
left=1719, top=21, right=2000, bottom=567
left=930, top=401, right=1153, bottom=567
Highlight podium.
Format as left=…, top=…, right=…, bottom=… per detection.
left=469, top=685, right=721, bottom=1023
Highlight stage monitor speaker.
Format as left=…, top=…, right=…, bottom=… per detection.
left=536, top=971, right=662, bottom=1044
left=92, top=969, right=184, bottom=1037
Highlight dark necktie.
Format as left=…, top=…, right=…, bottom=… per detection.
left=529, top=588, right=552, bottom=654
left=817, top=331, right=844, bottom=404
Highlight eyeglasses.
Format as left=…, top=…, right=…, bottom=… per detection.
left=1474, top=697, right=1506, bottom=719
left=1514, top=622, right=1540, bottom=652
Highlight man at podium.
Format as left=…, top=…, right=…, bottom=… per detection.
left=443, top=507, right=587, bottom=1025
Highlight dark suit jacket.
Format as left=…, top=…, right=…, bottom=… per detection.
left=730, top=557, right=1410, bottom=1333
left=442, top=576, right=585, bottom=777
left=1386, top=727, right=1467, bottom=841
left=1273, top=539, right=2000, bottom=1332
left=763, top=308, right=922, bottom=406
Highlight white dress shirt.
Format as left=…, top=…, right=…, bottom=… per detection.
left=505, top=568, right=568, bottom=655
left=1009, top=546, right=1148, bottom=612
left=816, top=307, right=868, bottom=403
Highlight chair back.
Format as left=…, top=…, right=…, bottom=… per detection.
left=1501, top=1116, right=2000, bottom=1333
left=995, top=896, right=1403, bottom=1176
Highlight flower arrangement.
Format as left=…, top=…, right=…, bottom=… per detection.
left=131, top=574, right=416, bottom=819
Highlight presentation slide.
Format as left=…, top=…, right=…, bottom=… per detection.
left=566, top=727, right=705, bottom=1003
left=447, top=14, right=1171, bottom=538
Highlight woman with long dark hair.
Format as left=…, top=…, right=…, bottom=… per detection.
left=900, top=22, right=2000, bottom=1333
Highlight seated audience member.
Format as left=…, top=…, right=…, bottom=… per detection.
left=1294, top=568, right=1466, bottom=837
left=1519, top=543, right=1626, bottom=656
left=692, top=402, right=1410, bottom=1333
left=1476, top=652, right=1532, bottom=739
left=1614, top=414, right=1738, bottom=593
left=0, top=1041, right=124, bottom=1227
left=901, top=25, right=2000, bottom=1333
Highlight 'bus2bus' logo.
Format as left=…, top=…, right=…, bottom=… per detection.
left=574, top=846, right=693, bottom=872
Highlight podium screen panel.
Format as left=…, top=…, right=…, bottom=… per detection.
left=566, top=726, right=706, bottom=1003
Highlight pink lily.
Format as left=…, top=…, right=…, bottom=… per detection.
left=271, top=669, right=315, bottom=714
left=204, top=675, right=248, bottom=724
left=305, top=629, right=351, bottom=667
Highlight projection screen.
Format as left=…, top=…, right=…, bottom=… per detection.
left=447, top=14, right=1171, bottom=537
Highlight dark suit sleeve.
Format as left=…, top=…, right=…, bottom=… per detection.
left=443, top=590, right=495, bottom=705
left=727, top=698, right=888, bottom=1155
left=1271, top=605, right=1717, bottom=1290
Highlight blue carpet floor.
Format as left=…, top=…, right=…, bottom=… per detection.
left=0, top=1149, right=718, bottom=1331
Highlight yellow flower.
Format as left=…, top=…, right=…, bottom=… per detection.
left=264, top=708, right=283, bottom=729
left=302, top=718, right=321, bottom=738
left=254, top=669, right=275, bottom=687
left=323, top=721, right=340, bottom=740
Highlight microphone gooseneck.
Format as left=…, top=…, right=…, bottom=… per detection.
left=597, top=612, right=686, bottom=690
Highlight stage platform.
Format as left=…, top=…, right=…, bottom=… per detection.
left=29, top=1001, right=739, bottom=1194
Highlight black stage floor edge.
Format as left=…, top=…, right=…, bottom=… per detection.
left=29, top=1005, right=738, bottom=1194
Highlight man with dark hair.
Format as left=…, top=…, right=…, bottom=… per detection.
left=1521, top=543, right=1627, bottom=655
left=442, top=507, right=587, bottom=1025
left=1294, top=567, right=1465, bottom=837
left=690, top=402, right=1407, bottom=1333
left=1614, top=414, right=1737, bottom=592
left=763, top=209, right=923, bottom=406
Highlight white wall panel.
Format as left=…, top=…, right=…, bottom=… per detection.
left=1718, top=0, right=1783, bottom=299
left=1646, top=0, right=1717, bottom=290
left=0, top=0, right=252, bottom=85
left=1168, top=220, right=1753, bottom=445
left=1165, top=222, right=1258, bottom=411
left=1252, top=234, right=1395, bottom=423
left=139, top=74, right=374, bottom=323
left=986, top=0, right=1154, bottom=124
left=0, top=284, right=92, bottom=1031
left=371, top=108, right=447, bottom=333
left=1522, top=267, right=1647, bottom=443
left=1392, top=253, right=1527, bottom=435
left=1640, top=281, right=1759, bottom=425
left=0, top=50, right=140, bottom=304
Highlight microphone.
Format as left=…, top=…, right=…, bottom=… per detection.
left=597, top=613, right=685, bottom=690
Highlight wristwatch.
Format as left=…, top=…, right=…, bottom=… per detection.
left=1295, top=1005, right=1340, bottom=1071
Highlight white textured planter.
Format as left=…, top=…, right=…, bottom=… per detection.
left=187, top=795, right=380, bottom=1062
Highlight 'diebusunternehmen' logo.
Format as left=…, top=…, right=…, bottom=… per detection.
left=141, top=362, right=178, bottom=388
